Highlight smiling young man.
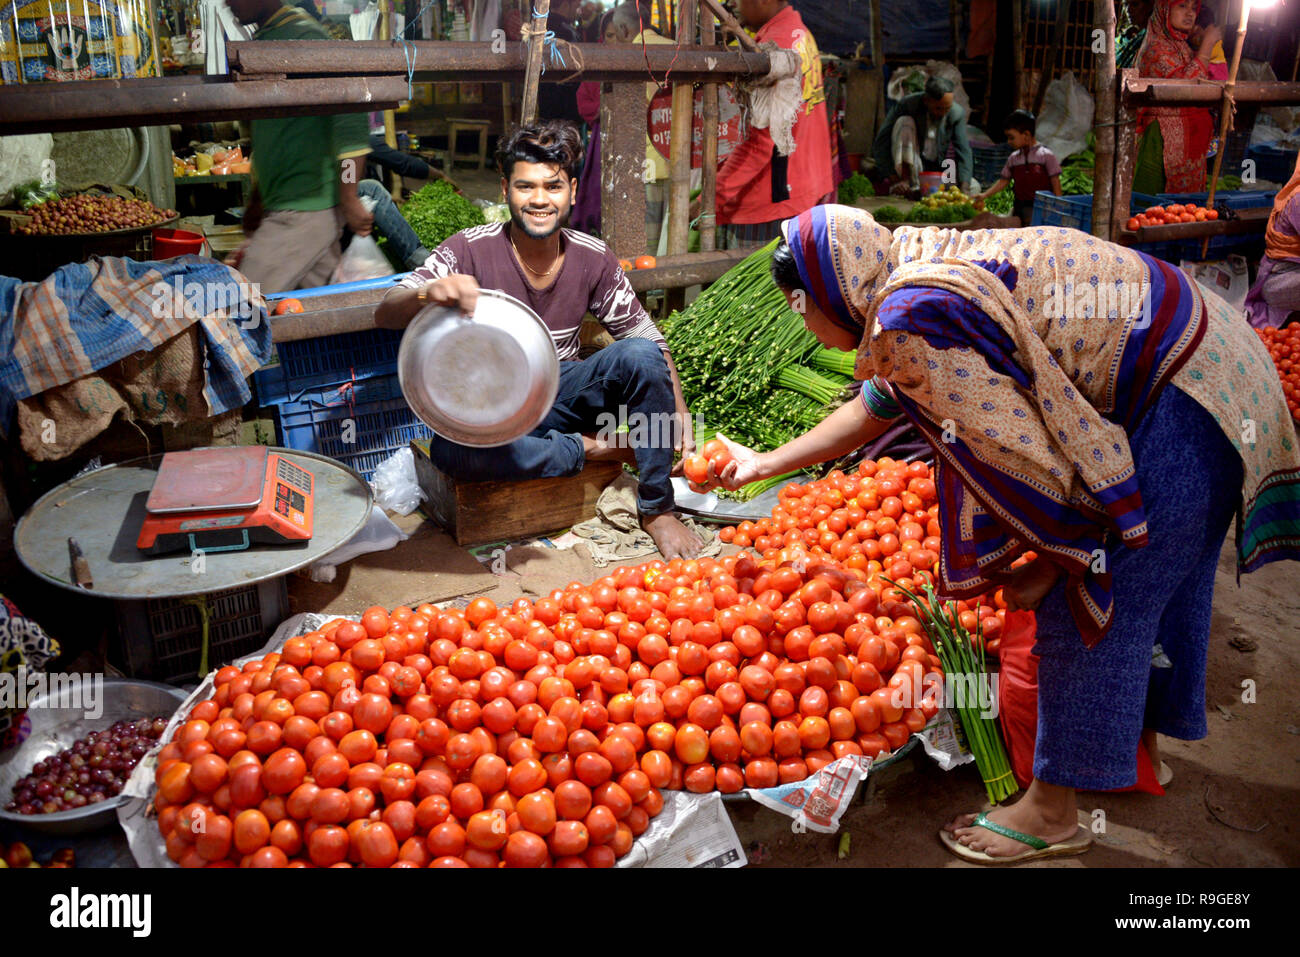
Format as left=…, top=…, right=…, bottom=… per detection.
left=375, top=122, right=701, bottom=560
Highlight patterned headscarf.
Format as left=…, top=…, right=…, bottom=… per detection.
left=1135, top=0, right=1212, bottom=192
left=779, top=205, right=892, bottom=332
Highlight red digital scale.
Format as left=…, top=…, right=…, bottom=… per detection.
left=136, top=447, right=314, bottom=555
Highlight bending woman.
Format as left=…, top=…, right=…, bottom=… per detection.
left=703, top=204, right=1300, bottom=864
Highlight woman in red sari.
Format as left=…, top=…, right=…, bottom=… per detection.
left=1133, top=0, right=1222, bottom=194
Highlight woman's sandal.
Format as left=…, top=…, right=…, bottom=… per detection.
left=938, top=811, right=1093, bottom=865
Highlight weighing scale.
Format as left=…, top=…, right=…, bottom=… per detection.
left=135, top=447, right=314, bottom=555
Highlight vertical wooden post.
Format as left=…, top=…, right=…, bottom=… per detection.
left=520, top=0, right=552, bottom=125
left=1203, top=0, right=1253, bottom=256
left=1012, top=0, right=1024, bottom=110
left=1110, top=68, right=1137, bottom=244
left=379, top=0, right=401, bottom=199
left=601, top=82, right=648, bottom=260
left=667, top=0, right=696, bottom=258
left=1092, top=0, right=1116, bottom=238
left=1032, top=0, right=1071, bottom=118
left=950, top=0, right=961, bottom=60
left=699, top=2, right=718, bottom=253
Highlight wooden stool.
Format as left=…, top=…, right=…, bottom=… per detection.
left=410, top=439, right=623, bottom=546
left=446, top=118, right=491, bottom=171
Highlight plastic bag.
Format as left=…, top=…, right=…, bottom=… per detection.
left=1036, top=73, right=1094, bottom=167
left=330, top=194, right=395, bottom=284
left=370, top=447, right=424, bottom=516
left=305, top=506, right=408, bottom=583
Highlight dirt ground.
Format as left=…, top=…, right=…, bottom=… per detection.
left=482, top=531, right=1300, bottom=868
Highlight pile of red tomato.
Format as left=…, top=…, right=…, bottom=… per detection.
left=1125, top=202, right=1219, bottom=232
left=150, top=456, right=1000, bottom=868
left=718, top=457, right=1008, bottom=655
left=1257, top=323, right=1300, bottom=423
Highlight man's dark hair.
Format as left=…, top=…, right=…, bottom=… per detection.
left=1004, top=109, right=1036, bottom=136
left=496, top=122, right=584, bottom=181
left=923, top=76, right=954, bottom=101
left=770, top=238, right=804, bottom=293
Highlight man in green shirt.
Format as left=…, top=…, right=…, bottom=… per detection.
left=227, top=0, right=373, bottom=293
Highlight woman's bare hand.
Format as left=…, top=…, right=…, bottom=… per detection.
left=687, top=433, right=765, bottom=493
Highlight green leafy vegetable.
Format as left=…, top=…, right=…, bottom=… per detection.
left=873, top=204, right=905, bottom=223
left=837, top=172, right=874, bottom=204
left=400, top=181, right=485, bottom=248
left=984, top=186, right=1014, bottom=215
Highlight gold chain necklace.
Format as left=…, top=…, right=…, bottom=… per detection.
left=510, top=229, right=560, bottom=279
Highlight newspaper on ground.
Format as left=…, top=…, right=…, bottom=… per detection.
left=744, top=755, right=873, bottom=834
left=615, top=790, right=746, bottom=868
left=916, top=709, right=975, bottom=772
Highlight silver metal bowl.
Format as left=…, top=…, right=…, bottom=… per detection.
left=0, top=677, right=189, bottom=835
left=398, top=288, right=560, bottom=447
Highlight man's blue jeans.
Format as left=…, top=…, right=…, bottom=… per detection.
left=355, top=179, right=429, bottom=270
left=425, top=338, right=678, bottom=516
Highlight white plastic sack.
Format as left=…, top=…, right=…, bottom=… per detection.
left=330, top=195, right=395, bottom=284
left=1036, top=72, right=1094, bottom=167
left=0, top=133, right=53, bottom=206
left=306, top=505, right=408, bottom=582
left=885, top=61, right=970, bottom=114
left=370, top=446, right=425, bottom=516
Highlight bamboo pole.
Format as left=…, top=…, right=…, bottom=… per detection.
left=1092, top=0, right=1117, bottom=239
left=1032, top=0, right=1072, bottom=117
left=698, top=0, right=759, bottom=52
left=1012, top=0, right=1024, bottom=109
left=699, top=2, right=718, bottom=252
left=1110, top=68, right=1137, bottom=243
left=667, top=0, right=697, bottom=258
left=379, top=0, right=401, bottom=199
left=520, top=0, right=552, bottom=125
left=1202, top=0, right=1252, bottom=258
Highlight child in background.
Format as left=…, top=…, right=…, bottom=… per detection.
left=973, top=110, right=1063, bottom=227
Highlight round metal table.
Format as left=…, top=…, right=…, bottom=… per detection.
left=14, top=448, right=373, bottom=599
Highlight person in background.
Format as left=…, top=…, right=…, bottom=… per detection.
left=375, top=122, right=703, bottom=560
left=1116, top=0, right=1154, bottom=69
left=570, top=9, right=618, bottom=235
left=713, top=0, right=834, bottom=249
left=1191, top=3, right=1229, bottom=81
left=1133, top=0, right=1220, bottom=194
left=353, top=180, right=431, bottom=271
left=1245, top=153, right=1300, bottom=329
left=871, top=76, right=973, bottom=198
left=578, top=0, right=605, bottom=41
left=227, top=0, right=372, bottom=293
left=972, top=110, right=1062, bottom=227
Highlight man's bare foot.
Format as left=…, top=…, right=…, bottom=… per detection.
left=943, top=780, right=1080, bottom=858
left=582, top=434, right=637, bottom=466
left=642, top=512, right=701, bottom=560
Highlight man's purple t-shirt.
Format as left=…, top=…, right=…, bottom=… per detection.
left=400, top=223, right=665, bottom=360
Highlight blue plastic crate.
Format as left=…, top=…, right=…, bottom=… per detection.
left=1029, top=191, right=1183, bottom=262
left=972, top=143, right=1013, bottom=187
left=1154, top=189, right=1275, bottom=260
left=272, top=373, right=434, bottom=482
left=1245, top=144, right=1297, bottom=184
left=253, top=327, right=405, bottom=405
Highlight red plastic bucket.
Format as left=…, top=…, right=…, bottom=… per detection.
left=152, top=228, right=205, bottom=258
left=919, top=171, right=944, bottom=196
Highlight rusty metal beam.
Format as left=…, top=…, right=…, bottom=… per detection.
left=1123, top=77, right=1300, bottom=106
left=227, top=40, right=769, bottom=84
left=601, top=82, right=649, bottom=261
left=0, top=74, right=404, bottom=136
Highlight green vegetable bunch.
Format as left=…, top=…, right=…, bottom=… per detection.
left=838, top=173, right=874, bottom=204
left=660, top=242, right=857, bottom=499
left=400, top=181, right=485, bottom=248
left=873, top=204, right=905, bottom=223
left=984, top=186, right=1014, bottom=215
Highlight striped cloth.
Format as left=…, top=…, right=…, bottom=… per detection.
left=0, top=256, right=271, bottom=436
